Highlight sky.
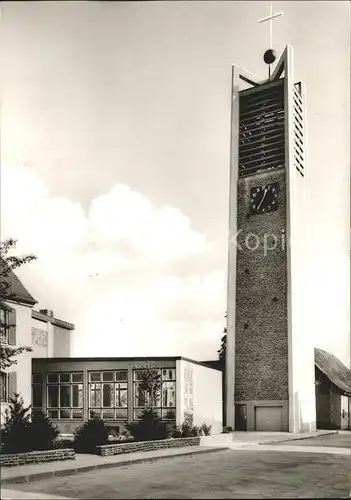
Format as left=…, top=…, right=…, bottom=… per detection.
left=1, top=1, right=350, bottom=361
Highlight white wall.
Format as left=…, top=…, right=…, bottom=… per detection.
left=1, top=302, right=33, bottom=422
left=53, top=324, right=71, bottom=357
left=31, top=317, right=53, bottom=358
left=177, top=359, right=222, bottom=435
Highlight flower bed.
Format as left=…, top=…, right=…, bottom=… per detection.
left=96, top=436, right=201, bottom=457
left=0, top=448, right=75, bottom=467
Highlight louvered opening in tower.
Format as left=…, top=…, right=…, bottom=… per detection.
left=239, top=80, right=285, bottom=177
left=293, top=83, right=305, bottom=177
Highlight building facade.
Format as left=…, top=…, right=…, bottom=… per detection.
left=0, top=271, right=74, bottom=422
left=32, top=357, right=223, bottom=435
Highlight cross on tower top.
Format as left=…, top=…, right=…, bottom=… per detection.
left=258, top=2, right=283, bottom=50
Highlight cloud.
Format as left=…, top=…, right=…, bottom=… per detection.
left=1, top=164, right=226, bottom=360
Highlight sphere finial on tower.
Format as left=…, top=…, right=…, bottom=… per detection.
left=264, top=49, right=276, bottom=65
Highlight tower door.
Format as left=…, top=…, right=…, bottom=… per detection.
left=235, top=404, right=247, bottom=431
left=254, top=406, right=283, bottom=431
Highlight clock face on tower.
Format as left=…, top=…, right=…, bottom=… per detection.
left=250, top=183, right=279, bottom=214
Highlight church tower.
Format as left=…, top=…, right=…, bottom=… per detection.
left=226, top=45, right=317, bottom=432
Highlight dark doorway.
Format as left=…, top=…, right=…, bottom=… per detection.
left=235, top=404, right=247, bottom=431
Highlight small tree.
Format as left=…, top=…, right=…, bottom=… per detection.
left=2, top=393, right=32, bottom=453
left=217, top=311, right=227, bottom=367
left=137, top=360, right=162, bottom=409
left=0, top=238, right=36, bottom=370
left=126, top=361, right=171, bottom=441
left=218, top=312, right=227, bottom=427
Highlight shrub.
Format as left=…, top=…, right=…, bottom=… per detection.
left=125, top=408, right=172, bottom=442
left=30, top=409, right=60, bottom=451
left=172, top=426, right=182, bottom=438
left=179, top=421, right=200, bottom=437
left=2, top=393, right=32, bottom=454
left=172, top=421, right=211, bottom=438
left=183, top=411, right=194, bottom=426
left=200, top=423, right=212, bottom=436
left=73, top=416, right=109, bottom=453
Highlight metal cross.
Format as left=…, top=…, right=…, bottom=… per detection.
left=258, top=2, right=283, bottom=49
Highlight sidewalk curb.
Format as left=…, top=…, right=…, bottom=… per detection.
left=2, top=446, right=229, bottom=485
left=259, top=430, right=338, bottom=445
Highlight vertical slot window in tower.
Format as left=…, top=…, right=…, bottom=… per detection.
left=239, top=80, right=285, bottom=177
left=293, top=82, right=305, bottom=177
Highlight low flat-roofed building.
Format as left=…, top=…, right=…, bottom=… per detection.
left=32, top=356, right=223, bottom=435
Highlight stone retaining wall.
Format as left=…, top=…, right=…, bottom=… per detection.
left=96, top=437, right=201, bottom=456
left=1, top=448, right=75, bottom=467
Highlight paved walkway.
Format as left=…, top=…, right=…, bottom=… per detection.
left=200, top=429, right=338, bottom=448
left=231, top=443, right=351, bottom=455
left=1, top=445, right=226, bottom=485
left=1, top=489, right=72, bottom=500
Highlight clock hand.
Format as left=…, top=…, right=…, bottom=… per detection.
left=257, top=188, right=268, bottom=210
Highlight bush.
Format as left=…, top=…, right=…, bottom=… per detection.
left=172, top=421, right=211, bottom=438
left=73, top=416, right=109, bottom=453
left=125, top=408, right=172, bottom=442
left=30, top=409, right=60, bottom=451
left=172, top=426, right=182, bottom=438
left=200, top=423, right=212, bottom=436
left=1, top=393, right=32, bottom=454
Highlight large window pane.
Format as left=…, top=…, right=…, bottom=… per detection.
left=48, top=385, right=58, bottom=407
left=116, top=386, right=127, bottom=407
left=102, top=383, right=113, bottom=407
left=72, top=384, right=83, bottom=407
left=89, top=383, right=101, bottom=407
left=134, top=383, right=148, bottom=407
left=60, top=385, right=70, bottom=407
left=162, top=381, right=176, bottom=407
left=0, top=372, right=7, bottom=402
left=32, top=384, right=42, bottom=408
